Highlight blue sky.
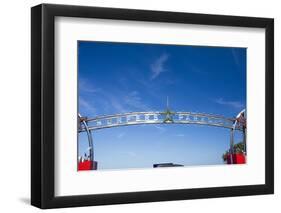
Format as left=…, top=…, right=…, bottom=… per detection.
left=78, top=41, right=246, bottom=170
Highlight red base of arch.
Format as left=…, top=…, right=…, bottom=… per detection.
left=78, top=160, right=98, bottom=171
left=227, top=153, right=246, bottom=164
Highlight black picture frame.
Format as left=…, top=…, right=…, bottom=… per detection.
left=31, top=3, right=274, bottom=209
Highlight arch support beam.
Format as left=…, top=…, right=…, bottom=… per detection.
left=79, top=111, right=242, bottom=132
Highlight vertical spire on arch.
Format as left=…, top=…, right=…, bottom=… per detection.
left=166, top=96, right=169, bottom=110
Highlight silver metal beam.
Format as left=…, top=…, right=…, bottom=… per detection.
left=78, top=114, right=94, bottom=165
left=79, top=111, right=243, bottom=132
left=78, top=109, right=246, bottom=166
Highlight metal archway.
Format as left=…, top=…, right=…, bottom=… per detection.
left=78, top=114, right=94, bottom=164
left=78, top=108, right=246, bottom=166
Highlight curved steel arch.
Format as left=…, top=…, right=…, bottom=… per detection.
left=78, top=114, right=94, bottom=166
left=79, top=111, right=242, bottom=132
left=78, top=109, right=246, bottom=167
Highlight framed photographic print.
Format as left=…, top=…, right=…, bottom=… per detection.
left=31, top=4, right=274, bottom=209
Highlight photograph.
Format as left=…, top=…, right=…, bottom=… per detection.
left=77, top=41, right=247, bottom=171
left=30, top=2, right=274, bottom=209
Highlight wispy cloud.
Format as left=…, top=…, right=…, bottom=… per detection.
left=150, top=53, right=169, bottom=80
left=124, top=90, right=150, bottom=111
left=79, top=97, right=96, bottom=114
left=127, top=151, right=137, bottom=157
left=82, top=88, right=145, bottom=115
left=108, top=95, right=128, bottom=113
left=214, top=98, right=244, bottom=109
left=121, top=151, right=137, bottom=157
left=175, top=134, right=185, bottom=137
left=79, top=79, right=108, bottom=115
left=117, top=132, right=125, bottom=139
left=154, top=125, right=166, bottom=133
left=79, top=79, right=102, bottom=93
left=95, top=88, right=129, bottom=114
